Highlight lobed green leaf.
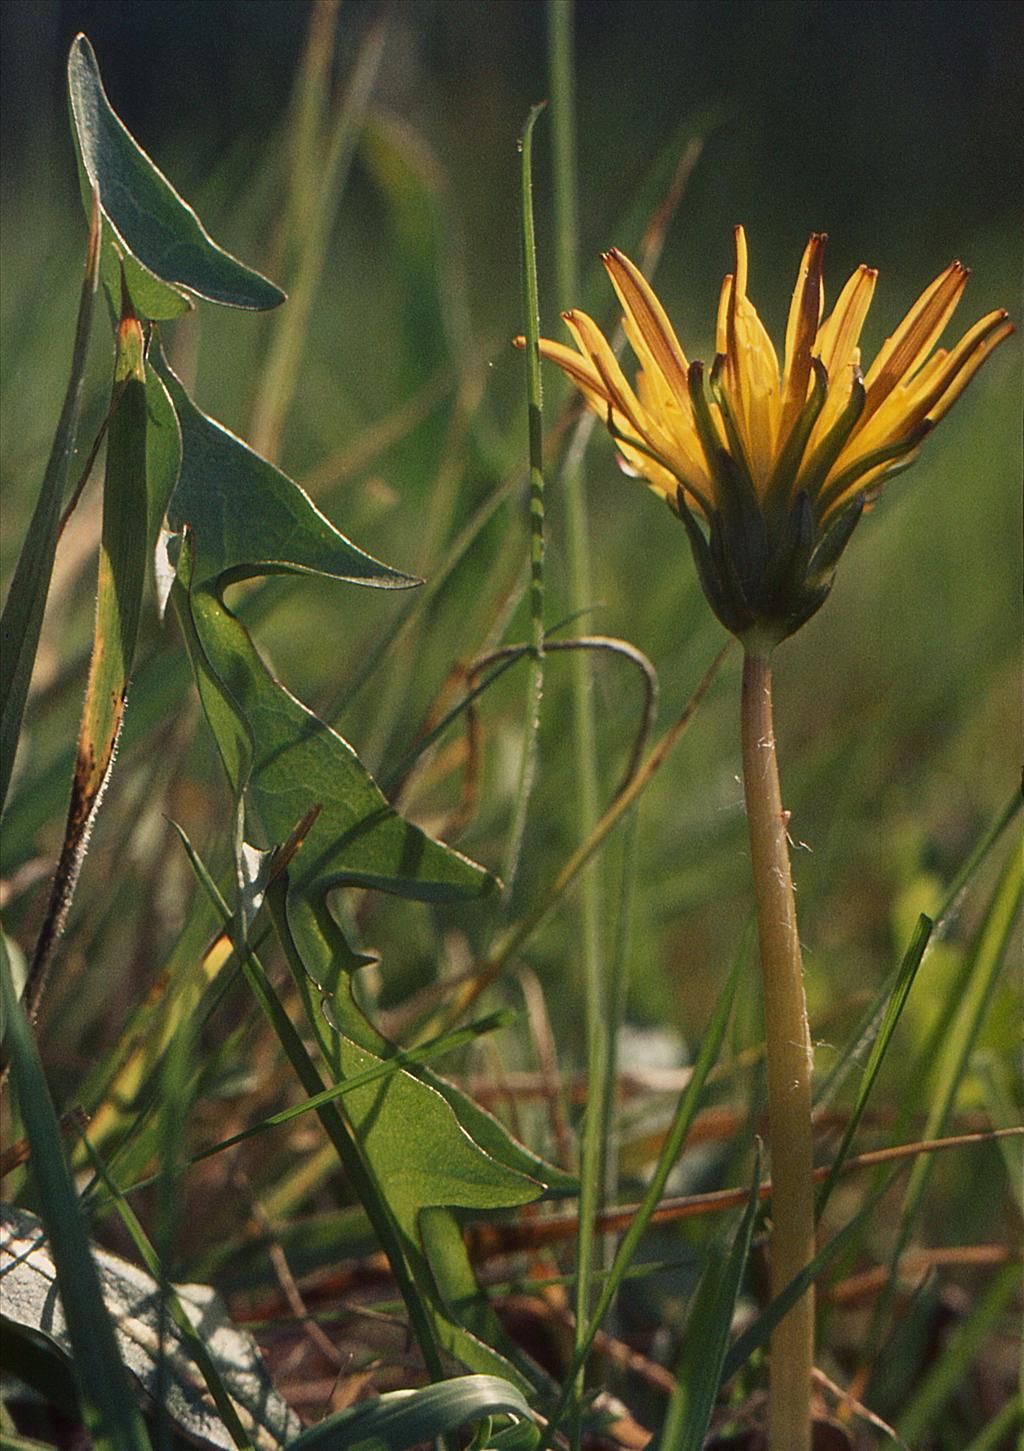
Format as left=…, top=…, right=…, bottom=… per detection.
left=67, top=34, right=284, bottom=315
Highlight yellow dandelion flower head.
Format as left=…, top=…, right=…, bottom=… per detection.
left=527, top=229, right=1012, bottom=646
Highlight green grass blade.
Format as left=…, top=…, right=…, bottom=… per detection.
left=0, top=1436, right=67, bottom=1451
left=549, top=0, right=580, bottom=308
left=502, top=101, right=547, bottom=895
left=539, top=947, right=744, bottom=1449
left=931, top=789, right=1021, bottom=926
left=814, top=788, right=1020, bottom=1115
left=250, top=16, right=387, bottom=458
left=286, top=1374, right=535, bottom=1451
left=547, top=10, right=609, bottom=1425
left=76, top=1135, right=256, bottom=1451
left=599, top=807, right=641, bottom=1241
left=0, top=940, right=151, bottom=1451
left=0, top=196, right=99, bottom=816
left=896, top=1261, right=1020, bottom=1446
left=271, top=0, right=341, bottom=279
left=972, top=1051, right=1024, bottom=1213
left=190, top=1011, right=518, bottom=1162
left=960, top=1399, right=1023, bottom=1451
left=659, top=1143, right=762, bottom=1451
left=865, top=835, right=1022, bottom=1357
left=720, top=1170, right=897, bottom=1382
left=815, top=912, right=932, bottom=1218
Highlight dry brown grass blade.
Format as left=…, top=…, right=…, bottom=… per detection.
left=0, top=1106, right=89, bottom=1178
left=467, top=1125, right=1024, bottom=1257
left=827, top=1243, right=1019, bottom=1307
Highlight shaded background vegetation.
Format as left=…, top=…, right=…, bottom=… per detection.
left=1, top=0, right=1020, bottom=1440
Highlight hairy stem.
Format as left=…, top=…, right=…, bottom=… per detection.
left=741, top=650, right=815, bottom=1451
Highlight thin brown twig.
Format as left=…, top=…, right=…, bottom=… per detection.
left=827, top=1243, right=1019, bottom=1306
left=243, top=1136, right=1021, bottom=1361
left=467, top=1125, right=1024, bottom=1256
left=241, top=1174, right=346, bottom=1371
left=812, top=1367, right=909, bottom=1449
left=469, top=634, right=659, bottom=797
left=518, top=965, right=575, bottom=1172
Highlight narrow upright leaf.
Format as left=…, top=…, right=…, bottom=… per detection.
left=0, top=196, right=100, bottom=816
left=0, top=945, right=152, bottom=1451
left=23, top=300, right=162, bottom=1023
left=659, top=1146, right=762, bottom=1451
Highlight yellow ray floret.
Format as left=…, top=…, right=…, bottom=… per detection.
left=522, top=229, right=1012, bottom=527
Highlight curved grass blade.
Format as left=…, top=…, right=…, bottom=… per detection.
left=0, top=941, right=151, bottom=1451
left=0, top=193, right=100, bottom=817
left=658, top=1144, right=763, bottom=1451
left=437, top=644, right=730, bottom=1029
left=68, top=34, right=284, bottom=315
left=286, top=1374, right=535, bottom=1451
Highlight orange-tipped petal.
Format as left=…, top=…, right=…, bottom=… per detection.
left=860, top=261, right=969, bottom=423
left=781, top=233, right=826, bottom=441
left=815, top=265, right=877, bottom=381
left=734, top=224, right=749, bottom=297
left=924, top=314, right=1013, bottom=425
left=603, top=248, right=690, bottom=400
left=532, top=335, right=610, bottom=413
left=723, top=229, right=781, bottom=484
left=563, top=308, right=654, bottom=444
left=715, top=273, right=732, bottom=356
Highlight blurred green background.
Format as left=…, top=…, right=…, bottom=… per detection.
left=1, top=0, right=1019, bottom=1041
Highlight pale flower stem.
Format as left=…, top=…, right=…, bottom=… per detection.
left=741, top=650, right=815, bottom=1451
